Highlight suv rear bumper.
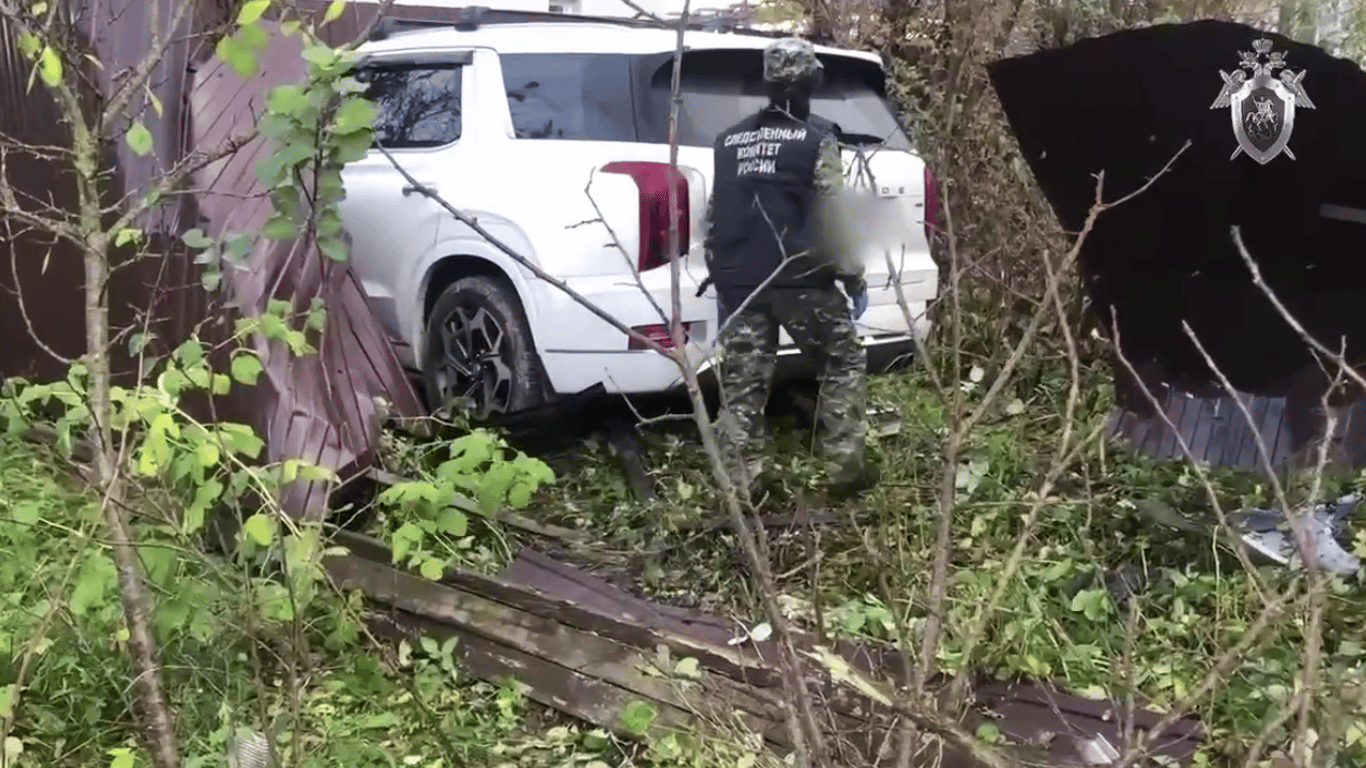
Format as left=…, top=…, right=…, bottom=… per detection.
left=527, top=275, right=930, bottom=395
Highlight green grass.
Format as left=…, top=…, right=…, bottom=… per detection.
left=7, top=343, right=1366, bottom=767
left=0, top=436, right=644, bottom=768
left=527, top=363, right=1366, bottom=765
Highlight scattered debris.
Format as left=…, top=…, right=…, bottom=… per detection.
left=1076, top=733, right=1119, bottom=765
left=1230, top=493, right=1362, bottom=577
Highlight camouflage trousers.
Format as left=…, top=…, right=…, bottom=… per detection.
left=715, top=286, right=868, bottom=490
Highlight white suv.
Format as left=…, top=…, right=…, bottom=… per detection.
left=338, top=7, right=939, bottom=417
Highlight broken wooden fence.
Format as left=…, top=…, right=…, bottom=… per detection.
left=323, top=530, right=1204, bottom=768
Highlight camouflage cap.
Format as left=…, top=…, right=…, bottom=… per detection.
left=762, top=37, right=823, bottom=83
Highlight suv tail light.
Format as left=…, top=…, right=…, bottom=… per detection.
left=627, top=321, right=702, bottom=350
left=602, top=161, right=690, bottom=273
left=923, top=164, right=939, bottom=245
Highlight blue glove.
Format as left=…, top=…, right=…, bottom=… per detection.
left=851, top=289, right=868, bottom=320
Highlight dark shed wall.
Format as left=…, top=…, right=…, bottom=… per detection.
left=0, top=0, right=228, bottom=386
left=0, top=13, right=97, bottom=381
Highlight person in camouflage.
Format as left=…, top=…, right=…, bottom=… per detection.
left=700, top=37, right=878, bottom=501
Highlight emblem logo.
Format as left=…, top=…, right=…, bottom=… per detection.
left=1209, top=38, right=1316, bottom=164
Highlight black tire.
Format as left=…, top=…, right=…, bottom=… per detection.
left=422, top=275, right=546, bottom=419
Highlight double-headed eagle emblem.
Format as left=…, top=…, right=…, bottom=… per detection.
left=1210, top=38, right=1315, bottom=164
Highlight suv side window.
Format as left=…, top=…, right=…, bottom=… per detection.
left=362, top=63, right=463, bottom=149
left=499, top=53, right=635, bottom=142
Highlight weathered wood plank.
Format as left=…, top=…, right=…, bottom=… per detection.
left=325, top=532, right=1204, bottom=767
left=329, top=531, right=789, bottom=689
left=363, top=606, right=701, bottom=739
left=323, top=553, right=795, bottom=745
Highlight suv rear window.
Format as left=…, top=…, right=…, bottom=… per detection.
left=499, top=53, right=637, bottom=141
left=644, top=49, right=912, bottom=151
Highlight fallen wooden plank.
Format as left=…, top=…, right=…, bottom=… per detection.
left=362, top=606, right=701, bottom=740
left=330, top=531, right=790, bottom=689
left=322, top=552, right=801, bottom=750
left=502, top=548, right=1207, bottom=768
left=324, top=530, right=1204, bottom=767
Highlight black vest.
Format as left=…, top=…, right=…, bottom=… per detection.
left=709, top=109, right=838, bottom=305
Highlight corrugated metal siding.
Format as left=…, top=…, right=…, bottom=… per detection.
left=187, top=20, right=424, bottom=518
left=2, top=2, right=428, bottom=519
left=0, top=8, right=199, bottom=384
left=1108, top=390, right=1366, bottom=471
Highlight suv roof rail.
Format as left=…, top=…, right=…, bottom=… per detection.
left=367, top=4, right=790, bottom=42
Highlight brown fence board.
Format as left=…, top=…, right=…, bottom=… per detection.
left=326, top=530, right=1205, bottom=767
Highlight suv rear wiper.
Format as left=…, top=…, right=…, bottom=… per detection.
left=836, top=131, right=887, bottom=147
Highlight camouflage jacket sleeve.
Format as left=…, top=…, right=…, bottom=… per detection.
left=813, top=133, right=865, bottom=288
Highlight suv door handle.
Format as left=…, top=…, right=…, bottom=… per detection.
left=401, top=182, right=437, bottom=197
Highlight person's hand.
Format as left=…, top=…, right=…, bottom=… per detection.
left=851, top=289, right=868, bottom=320
left=842, top=276, right=867, bottom=320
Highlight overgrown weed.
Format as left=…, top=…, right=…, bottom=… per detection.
left=532, top=323, right=1366, bottom=763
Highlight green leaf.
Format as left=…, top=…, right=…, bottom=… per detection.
left=332, top=97, right=376, bottom=135
left=196, top=441, right=220, bottom=467
left=230, top=353, right=263, bottom=385
left=126, top=121, right=153, bottom=156
left=137, top=431, right=171, bottom=476
left=391, top=521, right=422, bottom=563
left=37, top=45, right=61, bottom=87
left=477, top=463, right=515, bottom=514
left=507, top=481, right=534, bottom=509
left=419, top=558, right=444, bottom=580
left=215, top=34, right=258, bottom=78
left=237, top=0, right=270, bottom=24
left=185, top=479, right=222, bottom=533
left=174, top=339, right=204, bottom=366
left=1069, top=588, right=1111, bottom=621
left=301, top=44, right=339, bottom=67
left=319, top=234, right=349, bottom=261
left=333, top=129, right=373, bottom=163
left=12, top=502, right=41, bottom=525
left=357, top=711, right=398, bottom=730
left=266, top=84, right=307, bottom=115
left=182, top=228, right=214, bottom=249
left=114, top=227, right=143, bottom=247
left=15, top=31, right=38, bottom=59
left=975, top=721, right=1001, bottom=744
left=436, top=507, right=467, bottom=537
left=324, top=0, right=346, bottom=22
left=255, top=581, right=294, bottom=621
left=262, top=215, right=298, bottom=241
left=69, top=555, right=113, bottom=616
left=216, top=424, right=264, bottom=459
left=316, top=209, right=344, bottom=237
left=243, top=513, right=275, bottom=546
left=619, top=700, right=656, bottom=736
left=0, top=685, right=14, bottom=721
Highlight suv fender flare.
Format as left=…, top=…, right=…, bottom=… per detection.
left=406, top=237, right=543, bottom=363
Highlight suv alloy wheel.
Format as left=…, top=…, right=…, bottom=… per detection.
left=422, top=275, right=545, bottom=419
